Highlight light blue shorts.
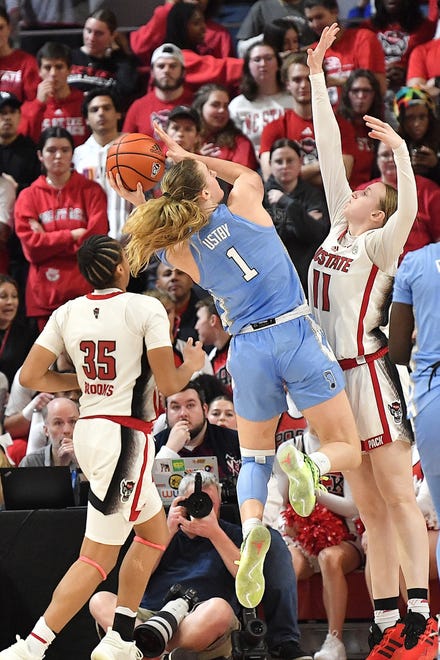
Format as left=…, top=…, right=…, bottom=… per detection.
left=228, top=314, right=344, bottom=422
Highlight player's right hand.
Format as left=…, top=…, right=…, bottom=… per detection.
left=182, top=338, right=205, bottom=373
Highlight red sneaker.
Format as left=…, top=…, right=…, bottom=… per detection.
left=366, top=621, right=405, bottom=659
left=396, top=611, right=438, bottom=659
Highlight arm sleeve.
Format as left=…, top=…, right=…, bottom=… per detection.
left=310, top=72, right=352, bottom=227
left=365, top=141, right=418, bottom=273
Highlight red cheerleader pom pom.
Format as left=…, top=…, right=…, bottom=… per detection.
left=282, top=502, right=352, bottom=556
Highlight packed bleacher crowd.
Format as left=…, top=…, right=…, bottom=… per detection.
left=0, top=1, right=440, bottom=659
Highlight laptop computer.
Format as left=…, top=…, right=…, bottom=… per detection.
left=152, top=456, right=219, bottom=506
left=0, top=466, right=76, bottom=510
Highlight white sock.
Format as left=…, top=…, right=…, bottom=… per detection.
left=114, top=606, right=137, bottom=618
left=308, top=451, right=331, bottom=476
left=27, top=616, right=56, bottom=657
left=407, top=598, right=430, bottom=619
left=374, top=609, right=400, bottom=632
left=242, top=517, right=263, bottom=539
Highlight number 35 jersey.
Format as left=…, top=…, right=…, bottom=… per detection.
left=159, top=204, right=305, bottom=336
left=36, top=290, right=172, bottom=420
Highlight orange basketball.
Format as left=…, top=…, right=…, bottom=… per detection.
left=106, top=133, right=166, bottom=192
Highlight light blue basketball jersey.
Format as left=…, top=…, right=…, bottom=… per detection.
left=393, top=243, right=440, bottom=416
left=157, top=204, right=305, bottom=334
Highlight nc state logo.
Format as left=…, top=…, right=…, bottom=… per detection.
left=120, top=479, right=136, bottom=503
left=388, top=401, right=402, bottom=424
left=46, top=268, right=60, bottom=282
left=151, top=162, right=161, bottom=177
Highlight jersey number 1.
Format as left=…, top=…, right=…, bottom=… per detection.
left=226, top=247, right=258, bottom=281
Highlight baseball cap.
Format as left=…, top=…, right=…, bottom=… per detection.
left=0, top=91, right=21, bottom=111
left=168, top=105, right=200, bottom=131
left=151, top=43, right=184, bottom=67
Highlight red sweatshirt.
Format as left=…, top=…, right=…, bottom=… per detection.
left=19, top=88, right=89, bottom=147
left=14, top=171, right=108, bottom=317
left=0, top=49, right=40, bottom=102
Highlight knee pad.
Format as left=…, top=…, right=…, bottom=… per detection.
left=78, top=555, right=107, bottom=581
left=237, top=452, right=275, bottom=507
left=133, top=536, right=166, bottom=551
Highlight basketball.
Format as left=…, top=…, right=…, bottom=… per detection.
left=106, top=133, right=166, bottom=192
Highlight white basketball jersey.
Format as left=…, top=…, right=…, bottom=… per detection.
left=309, top=228, right=393, bottom=359
left=309, top=73, right=418, bottom=361
left=37, top=289, right=172, bottom=420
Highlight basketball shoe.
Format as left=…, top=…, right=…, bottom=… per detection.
left=277, top=444, right=321, bottom=517
left=396, top=611, right=438, bottom=659
left=313, top=631, right=346, bottom=659
left=366, top=621, right=405, bottom=659
left=0, top=638, right=41, bottom=659
left=91, top=628, right=143, bottom=660
left=235, top=524, right=271, bottom=608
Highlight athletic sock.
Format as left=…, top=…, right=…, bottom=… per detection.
left=113, top=607, right=137, bottom=641
left=407, top=591, right=430, bottom=620
left=242, top=517, right=263, bottom=540
left=27, top=616, right=56, bottom=657
left=308, top=451, right=331, bottom=476
left=374, top=598, right=400, bottom=633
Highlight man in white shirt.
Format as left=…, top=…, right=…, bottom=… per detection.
left=73, top=89, right=132, bottom=240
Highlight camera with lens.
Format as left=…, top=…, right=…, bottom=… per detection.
left=179, top=471, right=213, bottom=519
left=232, top=608, right=270, bottom=660
left=134, top=583, right=199, bottom=657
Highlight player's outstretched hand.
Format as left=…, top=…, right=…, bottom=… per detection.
left=107, top=170, right=146, bottom=208
left=182, top=338, right=206, bottom=373
left=307, top=22, right=339, bottom=75
left=153, top=121, right=190, bottom=164
left=363, top=115, right=403, bottom=150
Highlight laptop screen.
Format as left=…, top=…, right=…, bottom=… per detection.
left=152, top=456, right=219, bottom=506
left=0, top=466, right=76, bottom=510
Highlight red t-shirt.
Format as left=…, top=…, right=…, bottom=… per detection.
left=407, top=38, right=440, bottom=82
left=122, top=88, right=194, bottom=135
left=317, top=28, right=385, bottom=106
left=365, top=17, right=435, bottom=69
left=360, top=174, right=440, bottom=260
left=260, top=108, right=356, bottom=163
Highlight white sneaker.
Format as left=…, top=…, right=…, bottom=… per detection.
left=314, top=632, right=346, bottom=660
left=0, top=637, right=41, bottom=659
left=91, top=629, right=143, bottom=660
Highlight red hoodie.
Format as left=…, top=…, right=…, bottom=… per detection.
left=14, top=171, right=108, bottom=317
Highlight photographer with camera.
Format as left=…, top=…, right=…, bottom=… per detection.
left=90, top=471, right=312, bottom=660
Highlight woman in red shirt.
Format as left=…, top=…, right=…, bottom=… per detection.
left=14, top=127, right=109, bottom=329
left=192, top=83, right=259, bottom=171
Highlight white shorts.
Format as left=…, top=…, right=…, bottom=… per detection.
left=343, top=355, right=413, bottom=453
left=74, top=416, right=163, bottom=545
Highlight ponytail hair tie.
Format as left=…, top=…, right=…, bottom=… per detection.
left=163, top=191, right=171, bottom=198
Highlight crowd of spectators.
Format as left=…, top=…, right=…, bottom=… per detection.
left=1, top=1, right=440, bottom=659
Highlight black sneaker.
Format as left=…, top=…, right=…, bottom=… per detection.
left=270, top=641, right=313, bottom=660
